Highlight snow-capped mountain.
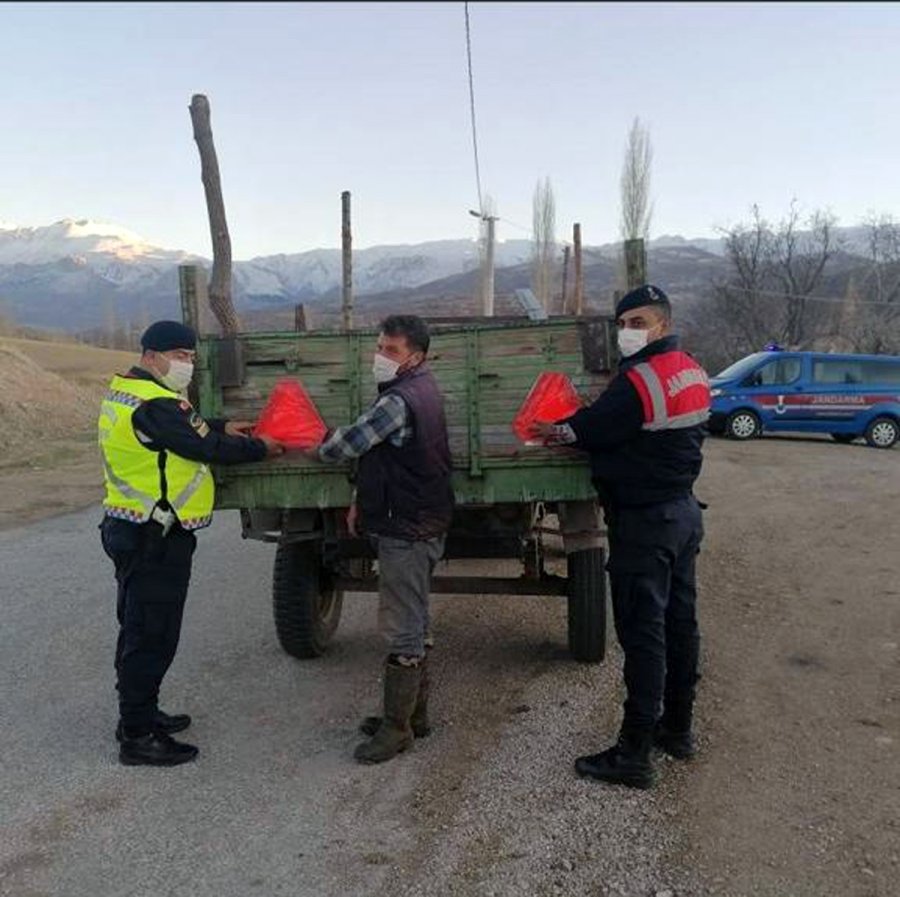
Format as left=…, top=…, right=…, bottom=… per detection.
left=0, top=219, right=537, bottom=330
left=0, top=219, right=192, bottom=267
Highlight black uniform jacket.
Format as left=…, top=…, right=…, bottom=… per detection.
left=562, top=336, right=706, bottom=508
left=125, top=366, right=267, bottom=465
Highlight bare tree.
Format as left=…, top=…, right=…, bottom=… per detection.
left=719, top=202, right=835, bottom=344
left=835, top=213, right=900, bottom=353
left=531, top=177, right=556, bottom=311
left=860, top=212, right=900, bottom=305
left=620, top=117, right=653, bottom=242
left=683, top=202, right=839, bottom=371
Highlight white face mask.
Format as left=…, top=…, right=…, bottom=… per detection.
left=160, top=359, right=194, bottom=392
left=372, top=353, right=401, bottom=384
left=617, top=328, right=651, bottom=358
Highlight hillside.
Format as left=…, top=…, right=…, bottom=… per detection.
left=0, top=337, right=134, bottom=527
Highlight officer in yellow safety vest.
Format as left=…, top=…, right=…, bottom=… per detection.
left=98, top=320, right=283, bottom=767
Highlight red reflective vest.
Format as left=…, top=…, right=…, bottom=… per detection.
left=626, top=351, right=711, bottom=431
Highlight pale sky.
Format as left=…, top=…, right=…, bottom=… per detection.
left=1, top=1, right=898, bottom=258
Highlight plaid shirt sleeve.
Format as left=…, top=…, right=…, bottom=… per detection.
left=317, top=393, right=410, bottom=462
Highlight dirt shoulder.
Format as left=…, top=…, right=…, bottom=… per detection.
left=0, top=437, right=104, bottom=531
left=668, top=436, right=899, bottom=896
left=0, top=336, right=131, bottom=530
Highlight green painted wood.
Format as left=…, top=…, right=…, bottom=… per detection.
left=195, top=317, right=614, bottom=510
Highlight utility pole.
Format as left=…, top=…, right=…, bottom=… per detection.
left=560, top=244, right=571, bottom=314
left=470, top=209, right=498, bottom=316
left=341, top=191, right=353, bottom=330
left=573, top=222, right=584, bottom=316
left=484, top=215, right=496, bottom=316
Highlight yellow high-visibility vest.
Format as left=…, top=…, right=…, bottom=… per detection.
left=98, top=374, right=215, bottom=530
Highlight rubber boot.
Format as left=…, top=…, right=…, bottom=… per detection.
left=360, top=655, right=431, bottom=738
left=354, top=661, right=420, bottom=764
left=574, top=728, right=656, bottom=789
left=655, top=700, right=696, bottom=759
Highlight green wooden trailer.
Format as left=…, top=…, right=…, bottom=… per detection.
left=180, top=267, right=616, bottom=663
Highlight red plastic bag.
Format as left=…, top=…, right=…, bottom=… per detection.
left=253, top=378, right=328, bottom=450
left=512, top=372, right=583, bottom=444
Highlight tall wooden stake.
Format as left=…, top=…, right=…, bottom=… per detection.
left=624, top=238, right=647, bottom=290
left=573, top=223, right=584, bottom=316
left=341, top=191, right=353, bottom=330
left=560, top=245, right=571, bottom=314
left=188, top=94, right=239, bottom=336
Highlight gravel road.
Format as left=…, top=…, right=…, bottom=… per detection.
left=1, top=436, right=897, bottom=897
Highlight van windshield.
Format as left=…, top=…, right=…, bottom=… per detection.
left=712, top=353, right=768, bottom=382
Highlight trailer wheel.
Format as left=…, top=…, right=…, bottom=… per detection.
left=567, top=547, right=607, bottom=663
left=273, top=540, right=343, bottom=658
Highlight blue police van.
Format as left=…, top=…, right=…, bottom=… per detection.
left=708, top=348, right=900, bottom=448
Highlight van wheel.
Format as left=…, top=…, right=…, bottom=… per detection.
left=726, top=410, right=761, bottom=440
left=864, top=417, right=899, bottom=449
left=830, top=433, right=857, bottom=444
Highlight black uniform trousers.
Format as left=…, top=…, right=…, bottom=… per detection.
left=100, top=517, right=197, bottom=733
left=606, top=494, right=703, bottom=733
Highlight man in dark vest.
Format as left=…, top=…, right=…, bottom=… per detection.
left=534, top=285, right=710, bottom=789
left=317, top=315, right=454, bottom=764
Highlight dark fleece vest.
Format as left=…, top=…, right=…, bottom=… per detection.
left=357, top=364, right=454, bottom=539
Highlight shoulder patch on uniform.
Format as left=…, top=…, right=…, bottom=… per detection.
left=189, top=412, right=211, bottom=437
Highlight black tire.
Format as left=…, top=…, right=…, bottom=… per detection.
left=864, top=416, right=899, bottom=449
left=566, top=547, right=606, bottom=663
left=273, top=540, right=343, bottom=658
left=830, top=433, right=856, bottom=444
left=726, top=409, right=761, bottom=440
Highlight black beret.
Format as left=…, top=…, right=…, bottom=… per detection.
left=615, top=284, right=670, bottom=318
left=140, top=320, right=197, bottom=353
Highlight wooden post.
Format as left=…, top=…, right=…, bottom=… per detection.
left=573, top=223, right=584, bottom=316
left=624, top=238, right=647, bottom=290
left=295, top=303, right=308, bottom=332
left=188, top=94, right=240, bottom=336
left=560, top=245, right=571, bottom=315
left=341, top=191, right=353, bottom=330
left=178, top=265, right=201, bottom=334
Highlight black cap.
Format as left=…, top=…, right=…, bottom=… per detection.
left=615, top=284, right=670, bottom=319
left=140, top=320, right=197, bottom=353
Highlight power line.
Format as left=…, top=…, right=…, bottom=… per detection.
left=719, top=284, right=900, bottom=307
left=464, top=2, right=484, bottom=214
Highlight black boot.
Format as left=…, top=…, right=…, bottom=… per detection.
left=116, top=709, right=192, bottom=743
left=119, top=731, right=199, bottom=767
left=655, top=701, right=696, bottom=760
left=360, top=655, right=431, bottom=738
left=575, top=729, right=656, bottom=789
left=354, top=661, right=420, bottom=764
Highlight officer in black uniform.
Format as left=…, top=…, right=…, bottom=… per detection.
left=534, top=285, right=710, bottom=789
left=99, top=321, right=283, bottom=767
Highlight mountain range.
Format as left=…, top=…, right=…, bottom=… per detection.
left=0, top=218, right=869, bottom=333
